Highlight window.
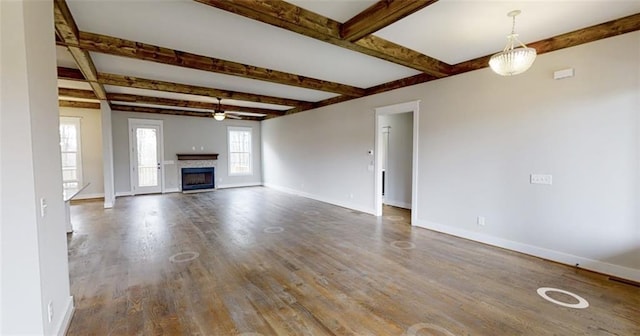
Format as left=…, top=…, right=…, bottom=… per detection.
left=59, top=117, right=82, bottom=189
left=228, top=127, right=252, bottom=175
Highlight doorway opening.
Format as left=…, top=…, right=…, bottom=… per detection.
left=374, top=101, right=420, bottom=224
left=129, top=118, right=164, bottom=195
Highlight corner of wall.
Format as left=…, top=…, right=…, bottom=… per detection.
left=54, top=296, right=74, bottom=336
left=264, top=183, right=376, bottom=215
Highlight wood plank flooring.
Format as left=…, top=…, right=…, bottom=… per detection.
left=66, top=187, right=639, bottom=335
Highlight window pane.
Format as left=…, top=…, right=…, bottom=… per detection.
left=59, top=124, right=77, bottom=152
left=231, top=153, right=251, bottom=174
left=61, top=153, right=77, bottom=168
left=136, top=128, right=158, bottom=187
left=59, top=117, right=82, bottom=186
left=63, top=181, right=79, bottom=189
left=138, top=168, right=157, bottom=187
left=137, top=128, right=157, bottom=166
left=228, top=128, right=252, bottom=175
left=62, top=169, right=77, bottom=181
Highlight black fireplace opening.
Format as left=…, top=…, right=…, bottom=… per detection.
left=181, top=167, right=215, bottom=191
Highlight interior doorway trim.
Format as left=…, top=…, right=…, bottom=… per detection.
left=374, top=100, right=420, bottom=224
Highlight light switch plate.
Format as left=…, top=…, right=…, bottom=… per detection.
left=47, top=301, right=53, bottom=323
left=40, top=198, right=47, bottom=217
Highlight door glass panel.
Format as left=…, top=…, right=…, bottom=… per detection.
left=136, top=128, right=158, bottom=187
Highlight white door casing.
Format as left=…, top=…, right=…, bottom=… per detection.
left=128, top=118, right=164, bottom=195
left=374, top=100, right=420, bottom=224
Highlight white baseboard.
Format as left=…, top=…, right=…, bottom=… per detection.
left=74, top=192, right=104, bottom=200
left=383, top=199, right=412, bottom=209
left=218, top=182, right=263, bottom=189
left=115, top=191, right=133, bottom=197
left=163, top=188, right=180, bottom=193
left=415, top=219, right=640, bottom=283
left=264, top=183, right=375, bottom=215
left=55, top=296, right=74, bottom=336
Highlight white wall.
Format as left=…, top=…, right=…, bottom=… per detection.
left=59, top=107, right=105, bottom=199
left=262, top=32, right=640, bottom=281
left=262, top=108, right=375, bottom=213
left=1, top=1, right=73, bottom=334
left=112, top=111, right=262, bottom=194
left=380, top=113, right=413, bottom=209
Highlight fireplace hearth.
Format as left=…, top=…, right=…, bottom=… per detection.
left=181, top=167, right=215, bottom=191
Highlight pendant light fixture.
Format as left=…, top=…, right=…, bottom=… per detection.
left=489, top=10, right=537, bottom=76
left=213, top=97, right=225, bottom=121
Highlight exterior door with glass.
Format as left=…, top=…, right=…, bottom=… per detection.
left=129, top=119, right=163, bottom=195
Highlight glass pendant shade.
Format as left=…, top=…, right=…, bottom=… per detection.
left=489, top=36, right=537, bottom=76
left=213, top=97, right=225, bottom=121
left=213, top=111, right=225, bottom=121
left=489, top=10, right=536, bottom=76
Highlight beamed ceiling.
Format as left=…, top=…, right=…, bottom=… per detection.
left=55, top=0, right=640, bottom=121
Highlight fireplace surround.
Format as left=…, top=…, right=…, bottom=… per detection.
left=181, top=167, right=215, bottom=191
left=177, top=153, right=218, bottom=192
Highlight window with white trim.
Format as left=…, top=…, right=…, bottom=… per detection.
left=228, top=126, right=252, bottom=176
left=59, top=117, right=83, bottom=189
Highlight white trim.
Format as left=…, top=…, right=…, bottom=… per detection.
left=218, top=182, right=263, bottom=189
left=265, top=183, right=375, bottom=215
left=128, top=118, right=165, bottom=195
left=115, top=191, right=133, bottom=197
left=383, top=199, right=412, bottom=209
left=74, top=192, right=104, bottom=200
left=415, top=219, right=640, bottom=283
left=163, top=188, right=181, bottom=194
left=374, top=100, right=420, bottom=224
left=55, top=296, right=74, bottom=336
left=227, top=126, right=254, bottom=176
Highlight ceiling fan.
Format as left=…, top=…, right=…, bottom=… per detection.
left=212, top=97, right=242, bottom=120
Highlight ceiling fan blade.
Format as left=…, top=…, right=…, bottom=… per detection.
left=226, top=114, right=242, bottom=120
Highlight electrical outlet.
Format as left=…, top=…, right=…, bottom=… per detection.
left=477, top=216, right=486, bottom=226
left=47, top=301, right=54, bottom=323
left=530, top=174, right=553, bottom=185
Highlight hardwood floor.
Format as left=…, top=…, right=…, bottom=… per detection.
left=66, top=187, right=639, bottom=335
